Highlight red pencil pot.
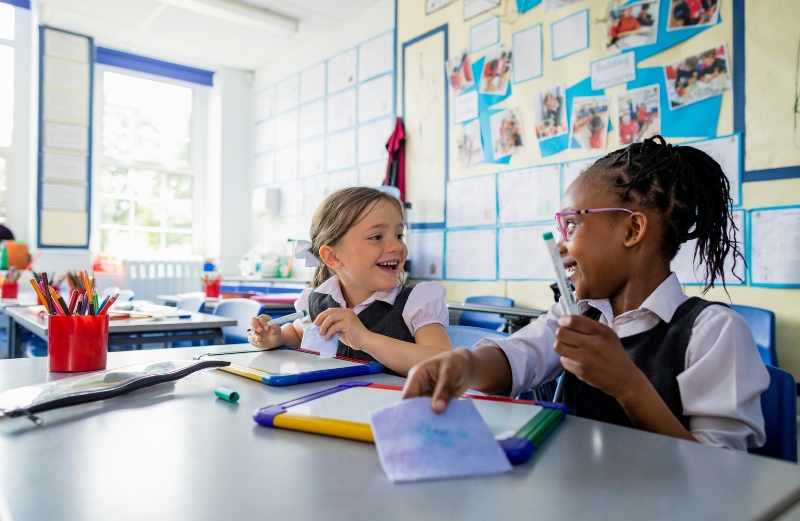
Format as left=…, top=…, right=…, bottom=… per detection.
left=204, top=281, right=221, bottom=298
left=1, top=282, right=18, bottom=299
left=48, top=314, right=109, bottom=372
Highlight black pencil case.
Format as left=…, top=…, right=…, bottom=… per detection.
left=0, top=359, right=230, bottom=424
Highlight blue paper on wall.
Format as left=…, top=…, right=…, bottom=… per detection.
left=540, top=77, right=606, bottom=158
left=515, top=0, right=541, bottom=14
left=625, top=0, right=718, bottom=63
left=370, top=397, right=513, bottom=483
left=300, top=324, right=339, bottom=358
left=627, top=67, right=720, bottom=139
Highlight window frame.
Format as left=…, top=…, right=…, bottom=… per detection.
left=92, top=64, right=206, bottom=257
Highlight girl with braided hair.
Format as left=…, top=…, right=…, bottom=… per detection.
left=404, top=136, right=769, bottom=451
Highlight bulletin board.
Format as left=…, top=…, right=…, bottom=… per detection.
left=37, top=26, right=94, bottom=248
left=252, top=30, right=397, bottom=219
left=398, top=0, right=794, bottom=283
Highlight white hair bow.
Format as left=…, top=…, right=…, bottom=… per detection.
left=295, top=240, right=321, bottom=268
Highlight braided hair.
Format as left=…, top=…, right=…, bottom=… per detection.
left=587, top=135, right=743, bottom=293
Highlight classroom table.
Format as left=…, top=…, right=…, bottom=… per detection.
left=156, top=293, right=299, bottom=312
left=0, top=346, right=799, bottom=521
left=3, top=307, right=237, bottom=358
left=445, top=300, right=545, bottom=332
left=0, top=295, right=41, bottom=359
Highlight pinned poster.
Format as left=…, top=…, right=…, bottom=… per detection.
left=684, top=134, right=741, bottom=207
left=275, top=145, right=299, bottom=182
left=750, top=207, right=800, bottom=287
left=327, top=89, right=356, bottom=132
left=617, top=85, right=661, bottom=145
left=590, top=52, right=636, bottom=91
left=568, top=96, right=610, bottom=151
left=499, top=225, right=558, bottom=280
left=358, top=74, right=393, bottom=123
left=275, top=110, right=299, bottom=147
left=551, top=9, right=589, bottom=60
left=300, top=63, right=326, bottom=104
left=479, top=46, right=512, bottom=96
left=299, top=139, right=325, bottom=178
left=299, top=100, right=325, bottom=140
left=457, top=119, right=484, bottom=168
left=512, top=24, right=542, bottom=83
left=498, top=165, right=561, bottom=224
left=328, top=49, right=357, bottom=94
left=464, top=0, right=500, bottom=21
left=255, top=119, right=276, bottom=153
left=470, top=16, right=500, bottom=53
left=540, top=77, right=605, bottom=158
left=359, top=31, right=394, bottom=81
left=489, top=108, right=524, bottom=160
left=445, top=229, right=497, bottom=280
left=446, top=48, right=476, bottom=95
left=446, top=175, right=496, bottom=228
left=255, top=153, right=275, bottom=186
left=605, top=0, right=660, bottom=52
left=326, top=130, right=356, bottom=171
left=276, top=75, right=299, bottom=114
left=663, top=44, right=731, bottom=110
left=454, top=90, right=479, bottom=124
left=532, top=84, right=568, bottom=142
left=255, top=87, right=275, bottom=121
left=408, top=231, right=445, bottom=280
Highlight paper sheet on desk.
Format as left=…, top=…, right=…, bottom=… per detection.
left=369, top=397, right=512, bottom=483
left=300, top=325, right=340, bottom=358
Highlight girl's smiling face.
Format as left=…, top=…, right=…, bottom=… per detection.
left=324, top=199, right=407, bottom=296
left=558, top=174, right=637, bottom=301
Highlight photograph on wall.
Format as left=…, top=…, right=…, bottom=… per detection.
left=489, top=107, right=524, bottom=159
left=544, top=0, right=583, bottom=14
left=532, top=84, right=568, bottom=141
left=617, top=85, right=660, bottom=145
left=569, top=96, right=610, bottom=150
left=605, top=0, right=659, bottom=52
left=457, top=119, right=485, bottom=168
left=663, top=44, right=731, bottom=109
left=446, top=48, right=475, bottom=94
left=479, top=45, right=512, bottom=95
left=667, top=0, right=720, bottom=30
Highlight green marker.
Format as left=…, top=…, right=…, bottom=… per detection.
left=215, top=387, right=239, bottom=403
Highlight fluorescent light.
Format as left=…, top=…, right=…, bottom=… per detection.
left=160, top=0, right=298, bottom=35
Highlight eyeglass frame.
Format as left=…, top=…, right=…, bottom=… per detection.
left=554, top=208, right=635, bottom=241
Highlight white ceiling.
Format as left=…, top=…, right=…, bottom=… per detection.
left=38, top=0, right=387, bottom=71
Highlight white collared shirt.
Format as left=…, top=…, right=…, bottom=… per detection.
left=472, top=273, right=769, bottom=451
left=294, top=275, right=449, bottom=336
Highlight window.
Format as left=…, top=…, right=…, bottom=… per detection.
left=0, top=2, right=15, bottom=223
left=97, top=70, right=196, bottom=257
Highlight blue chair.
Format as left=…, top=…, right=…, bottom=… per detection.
left=749, top=365, right=797, bottom=463
left=458, top=296, right=514, bottom=331
left=730, top=304, right=777, bottom=367
left=446, top=326, right=557, bottom=401
left=176, top=295, right=204, bottom=313
left=212, top=299, right=264, bottom=344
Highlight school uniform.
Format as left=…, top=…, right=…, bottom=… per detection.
left=473, top=273, right=769, bottom=451
left=295, top=276, right=449, bottom=375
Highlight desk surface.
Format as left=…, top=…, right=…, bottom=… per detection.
left=4, top=307, right=237, bottom=336
left=156, top=294, right=298, bottom=310
left=0, top=346, right=798, bottom=521
left=0, top=294, right=39, bottom=309
left=445, top=300, right=545, bottom=318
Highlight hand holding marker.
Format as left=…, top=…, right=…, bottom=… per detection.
left=246, top=310, right=307, bottom=332
left=543, top=232, right=579, bottom=315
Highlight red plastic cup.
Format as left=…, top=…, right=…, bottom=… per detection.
left=48, top=315, right=109, bottom=372
left=1, top=282, right=18, bottom=299
left=204, top=281, right=221, bottom=298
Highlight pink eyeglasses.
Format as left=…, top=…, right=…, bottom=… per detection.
left=555, top=208, right=634, bottom=241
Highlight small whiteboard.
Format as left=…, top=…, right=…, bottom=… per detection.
left=446, top=175, right=497, bottom=228
left=749, top=206, right=800, bottom=287
left=672, top=210, right=746, bottom=286
left=445, top=229, right=497, bottom=280
left=498, top=165, right=560, bottom=224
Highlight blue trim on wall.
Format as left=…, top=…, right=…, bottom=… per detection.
left=0, top=0, right=30, bottom=9
left=96, top=47, right=214, bottom=86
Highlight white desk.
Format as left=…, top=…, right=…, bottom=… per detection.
left=156, top=294, right=299, bottom=312
left=4, top=307, right=237, bottom=358
left=0, top=346, right=798, bottom=521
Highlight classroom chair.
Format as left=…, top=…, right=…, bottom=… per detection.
left=176, top=295, right=204, bottom=313
left=748, top=365, right=797, bottom=463
left=445, top=325, right=557, bottom=401
left=99, top=286, right=120, bottom=299
left=730, top=305, right=778, bottom=367
left=458, top=296, right=514, bottom=331
left=213, top=299, right=264, bottom=344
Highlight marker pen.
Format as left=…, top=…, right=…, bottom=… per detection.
left=247, top=310, right=308, bottom=331
left=543, top=232, right=579, bottom=315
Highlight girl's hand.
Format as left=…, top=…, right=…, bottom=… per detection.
left=248, top=314, right=282, bottom=350
left=554, top=315, right=645, bottom=401
left=314, top=308, right=373, bottom=351
left=402, top=348, right=474, bottom=413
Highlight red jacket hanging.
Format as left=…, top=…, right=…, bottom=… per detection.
left=384, top=117, right=406, bottom=201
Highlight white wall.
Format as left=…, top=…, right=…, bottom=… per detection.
left=208, top=67, right=253, bottom=274
left=250, top=0, right=394, bottom=280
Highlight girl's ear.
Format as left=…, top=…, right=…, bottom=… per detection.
left=623, top=212, right=648, bottom=248
left=318, top=245, right=342, bottom=270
